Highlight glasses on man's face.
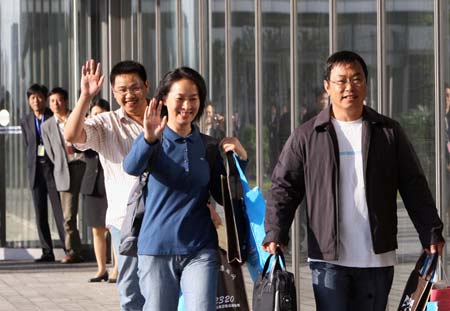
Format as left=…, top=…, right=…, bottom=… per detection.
left=329, top=76, right=365, bottom=89
left=113, top=85, right=144, bottom=96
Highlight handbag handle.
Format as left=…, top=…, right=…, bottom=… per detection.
left=416, top=252, right=438, bottom=281
left=232, top=154, right=251, bottom=193
left=226, top=151, right=241, bottom=177
left=261, top=246, right=288, bottom=281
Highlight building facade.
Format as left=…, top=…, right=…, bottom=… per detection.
left=1, top=0, right=449, bottom=309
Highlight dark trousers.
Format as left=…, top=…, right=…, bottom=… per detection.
left=31, top=160, right=65, bottom=254
left=310, top=261, right=394, bottom=311
left=60, top=161, right=86, bottom=254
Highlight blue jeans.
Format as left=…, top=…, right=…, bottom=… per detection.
left=138, top=248, right=219, bottom=311
left=110, top=226, right=145, bottom=311
left=309, top=262, right=394, bottom=311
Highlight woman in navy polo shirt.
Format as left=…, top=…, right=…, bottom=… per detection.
left=123, top=67, right=247, bottom=311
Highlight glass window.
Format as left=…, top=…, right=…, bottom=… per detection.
left=0, top=0, right=72, bottom=247
left=133, top=0, right=156, bottom=96
left=444, top=0, right=450, bottom=290
left=181, top=0, right=199, bottom=69
left=202, top=1, right=226, bottom=141
left=386, top=1, right=435, bottom=308
left=261, top=0, right=290, bottom=192
left=231, top=1, right=256, bottom=187
left=337, top=0, right=377, bottom=108
left=160, top=0, right=177, bottom=75
left=298, top=0, right=329, bottom=126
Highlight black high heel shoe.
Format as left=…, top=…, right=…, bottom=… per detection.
left=88, top=271, right=109, bottom=283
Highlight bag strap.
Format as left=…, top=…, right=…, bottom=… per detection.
left=268, top=247, right=288, bottom=281
left=200, top=133, right=217, bottom=173
left=261, top=246, right=288, bottom=280
left=416, top=252, right=438, bottom=281
left=422, top=253, right=438, bottom=281
left=233, top=154, right=250, bottom=193
left=225, top=151, right=244, bottom=199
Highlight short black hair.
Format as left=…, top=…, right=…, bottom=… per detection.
left=90, top=98, right=110, bottom=112
left=154, top=67, right=207, bottom=123
left=324, top=50, right=368, bottom=81
left=27, top=84, right=48, bottom=99
left=110, top=60, right=147, bottom=85
left=48, top=87, right=68, bottom=101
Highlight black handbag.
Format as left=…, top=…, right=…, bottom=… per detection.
left=220, top=151, right=249, bottom=264
left=253, top=247, right=297, bottom=311
left=398, top=252, right=438, bottom=311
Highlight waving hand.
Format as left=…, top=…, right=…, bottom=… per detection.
left=144, top=98, right=167, bottom=144
left=80, top=59, right=105, bottom=99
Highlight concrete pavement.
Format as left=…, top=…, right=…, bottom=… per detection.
left=0, top=258, right=416, bottom=311
left=0, top=261, right=118, bottom=310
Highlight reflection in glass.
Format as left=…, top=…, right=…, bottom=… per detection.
left=160, top=0, right=177, bottom=75
left=386, top=1, right=435, bottom=309
left=298, top=0, right=329, bottom=126
left=261, top=0, right=290, bottom=193
left=0, top=0, right=72, bottom=247
left=231, top=1, right=256, bottom=187
left=444, top=0, right=450, bottom=295
left=136, top=0, right=156, bottom=95
left=337, top=0, right=377, bottom=108
left=181, top=0, right=199, bottom=68
left=203, top=1, right=226, bottom=141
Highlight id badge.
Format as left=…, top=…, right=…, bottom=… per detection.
left=37, top=144, right=45, bottom=156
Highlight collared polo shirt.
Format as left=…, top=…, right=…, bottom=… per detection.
left=123, top=125, right=222, bottom=255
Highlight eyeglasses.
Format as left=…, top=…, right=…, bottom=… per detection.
left=329, top=77, right=365, bottom=89
left=113, top=85, right=144, bottom=96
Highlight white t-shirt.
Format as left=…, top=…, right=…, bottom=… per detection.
left=311, top=117, right=395, bottom=267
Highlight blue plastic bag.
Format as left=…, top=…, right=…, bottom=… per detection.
left=233, top=155, right=270, bottom=281
left=426, top=301, right=438, bottom=311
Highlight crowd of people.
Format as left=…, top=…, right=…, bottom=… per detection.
left=20, top=50, right=445, bottom=311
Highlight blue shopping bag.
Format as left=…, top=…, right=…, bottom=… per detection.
left=233, top=155, right=270, bottom=281
left=426, top=301, right=438, bottom=311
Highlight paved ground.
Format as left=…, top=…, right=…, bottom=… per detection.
left=0, top=257, right=416, bottom=311
left=0, top=261, right=119, bottom=311
left=0, top=205, right=426, bottom=310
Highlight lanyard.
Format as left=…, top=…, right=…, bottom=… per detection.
left=35, top=115, right=45, bottom=142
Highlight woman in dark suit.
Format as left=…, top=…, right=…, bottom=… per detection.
left=81, top=99, right=118, bottom=282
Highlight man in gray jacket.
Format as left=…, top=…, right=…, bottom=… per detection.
left=263, top=50, right=445, bottom=311
left=41, top=87, right=85, bottom=263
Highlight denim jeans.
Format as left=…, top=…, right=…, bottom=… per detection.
left=110, top=226, right=145, bottom=311
left=138, top=248, right=219, bottom=311
left=309, top=261, right=394, bottom=311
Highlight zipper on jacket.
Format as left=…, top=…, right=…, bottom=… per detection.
left=327, top=123, right=340, bottom=260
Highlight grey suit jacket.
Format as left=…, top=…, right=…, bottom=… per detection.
left=20, top=108, right=54, bottom=188
left=41, top=116, right=70, bottom=191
